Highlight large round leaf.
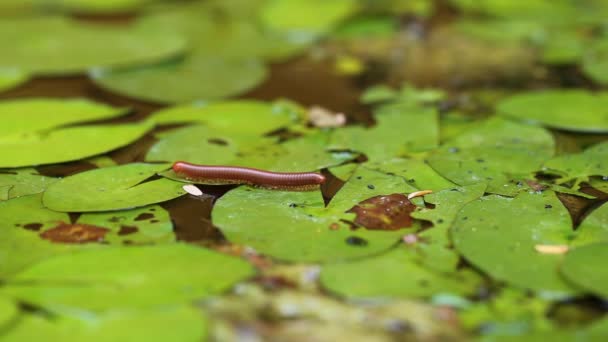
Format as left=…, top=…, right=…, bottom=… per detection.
left=148, top=99, right=304, bottom=135
left=452, top=191, right=577, bottom=296
left=0, top=97, right=128, bottom=137
left=213, top=166, right=417, bottom=263
left=1, top=244, right=255, bottom=311
left=43, top=163, right=185, bottom=212
left=2, top=306, right=206, bottom=342
left=0, top=123, right=152, bottom=168
left=91, top=55, right=267, bottom=104
left=497, top=90, right=608, bottom=132
left=561, top=243, right=608, bottom=298
left=427, top=117, right=554, bottom=196
left=321, top=247, right=481, bottom=299
left=0, top=17, right=186, bottom=75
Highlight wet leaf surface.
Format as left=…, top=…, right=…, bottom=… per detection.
left=43, top=163, right=185, bottom=212
left=427, top=117, right=554, bottom=196
left=329, top=103, right=439, bottom=161
left=0, top=168, right=57, bottom=201
left=148, top=99, right=304, bottom=135
left=561, top=243, right=608, bottom=298
left=1, top=244, right=254, bottom=311
left=543, top=141, right=608, bottom=188
left=410, top=183, right=487, bottom=273
left=149, top=127, right=353, bottom=173
left=497, top=90, right=608, bottom=133
left=92, top=55, right=268, bottom=104
left=0, top=17, right=186, bottom=75
left=213, top=167, right=418, bottom=262
left=2, top=306, right=206, bottom=341
left=0, top=97, right=128, bottom=137
left=320, top=246, right=481, bottom=299
left=0, top=123, right=152, bottom=168
left=452, top=191, right=577, bottom=296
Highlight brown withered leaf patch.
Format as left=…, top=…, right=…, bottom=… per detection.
left=40, top=222, right=109, bottom=244
left=347, top=194, right=416, bottom=230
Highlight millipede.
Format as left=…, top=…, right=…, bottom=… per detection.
left=172, top=161, right=326, bottom=191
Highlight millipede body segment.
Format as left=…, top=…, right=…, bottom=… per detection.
left=172, top=161, right=326, bottom=190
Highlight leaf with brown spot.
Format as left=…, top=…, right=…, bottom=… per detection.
left=40, top=222, right=109, bottom=244
left=347, top=194, right=416, bottom=230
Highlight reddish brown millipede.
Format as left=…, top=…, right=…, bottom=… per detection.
left=172, top=161, right=326, bottom=190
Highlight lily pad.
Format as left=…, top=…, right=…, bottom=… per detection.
left=0, top=296, right=18, bottom=328
left=148, top=126, right=353, bottom=173
left=365, top=158, right=456, bottom=191
left=497, top=90, right=608, bottom=132
left=1, top=244, right=255, bottom=311
left=452, top=191, right=577, bottom=296
left=329, top=103, right=439, bottom=161
left=0, top=122, right=152, bottom=168
left=148, top=99, right=304, bottom=135
left=0, top=97, right=128, bottom=137
left=0, top=194, right=82, bottom=277
left=0, top=68, right=28, bottom=93
left=427, top=117, right=554, bottom=196
left=0, top=168, right=57, bottom=201
left=78, top=205, right=175, bottom=245
left=320, top=246, right=480, bottom=299
left=91, top=55, right=267, bottom=104
left=2, top=306, right=206, bottom=342
left=0, top=17, right=186, bottom=75
left=213, top=166, right=419, bottom=262
left=410, top=183, right=487, bottom=273
left=561, top=243, right=608, bottom=298
left=43, top=163, right=185, bottom=212
left=0, top=194, right=176, bottom=277
left=542, top=140, right=608, bottom=187
left=583, top=39, right=608, bottom=86
left=260, top=0, right=357, bottom=38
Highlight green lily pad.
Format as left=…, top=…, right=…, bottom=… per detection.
left=0, top=68, right=28, bottom=93
left=2, top=244, right=255, bottom=311
left=561, top=243, right=608, bottom=298
left=0, top=17, right=186, bottom=75
left=91, top=54, right=267, bottom=104
left=0, top=194, right=176, bottom=277
left=148, top=99, right=304, bottom=135
left=0, top=123, right=151, bottom=168
left=0, top=97, right=128, bottom=137
left=260, top=0, right=357, bottom=38
left=43, top=163, right=185, bottom=212
left=452, top=191, right=577, bottom=297
left=213, top=166, right=419, bottom=263
left=583, top=39, right=608, bottom=86
left=542, top=141, right=608, bottom=187
left=427, top=117, right=554, bottom=196
left=137, top=4, right=308, bottom=62
left=0, top=194, right=82, bottom=278
left=329, top=103, right=439, bottom=161
left=320, top=246, right=480, bottom=299
left=365, top=158, right=456, bottom=191
left=0, top=168, right=57, bottom=201
left=497, top=90, right=608, bottom=132
left=2, top=306, right=206, bottom=342
left=148, top=127, right=353, bottom=173
left=0, top=295, right=18, bottom=328
left=410, top=183, right=487, bottom=273
left=78, top=205, right=175, bottom=245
